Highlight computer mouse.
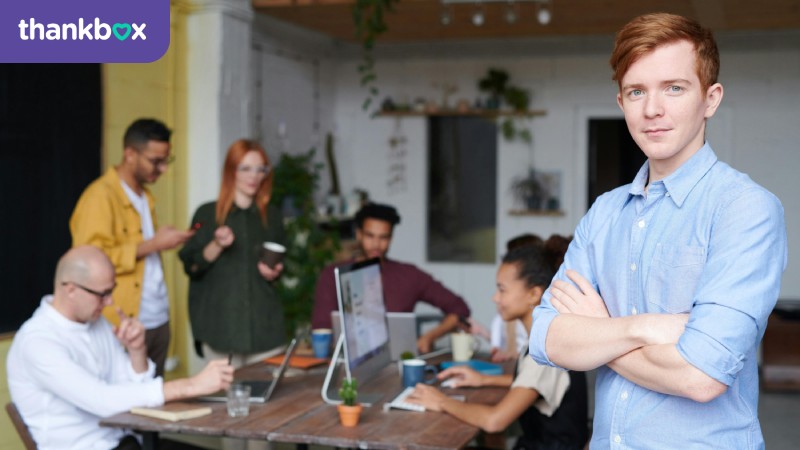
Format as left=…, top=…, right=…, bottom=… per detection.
left=441, top=378, right=457, bottom=388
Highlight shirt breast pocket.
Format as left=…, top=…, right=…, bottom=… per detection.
left=646, top=244, right=706, bottom=313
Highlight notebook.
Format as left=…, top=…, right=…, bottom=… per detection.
left=131, top=403, right=212, bottom=422
left=331, top=311, right=418, bottom=361
left=197, top=338, right=297, bottom=403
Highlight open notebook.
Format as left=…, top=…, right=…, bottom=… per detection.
left=197, top=338, right=297, bottom=403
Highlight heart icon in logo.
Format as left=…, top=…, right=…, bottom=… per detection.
left=112, top=23, right=132, bottom=41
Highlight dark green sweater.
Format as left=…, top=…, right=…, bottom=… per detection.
left=179, top=201, right=286, bottom=353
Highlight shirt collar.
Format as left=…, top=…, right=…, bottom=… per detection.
left=628, top=143, right=718, bottom=207
left=39, top=295, right=90, bottom=331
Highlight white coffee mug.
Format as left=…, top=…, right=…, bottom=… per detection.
left=451, top=332, right=478, bottom=362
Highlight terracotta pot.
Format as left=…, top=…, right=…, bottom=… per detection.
left=337, top=404, right=363, bottom=427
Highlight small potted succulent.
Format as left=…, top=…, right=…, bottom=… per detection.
left=398, top=350, right=415, bottom=376
left=337, top=377, right=362, bottom=427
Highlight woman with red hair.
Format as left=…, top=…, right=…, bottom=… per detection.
left=179, top=139, right=286, bottom=369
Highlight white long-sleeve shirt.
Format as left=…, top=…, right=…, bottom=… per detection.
left=7, top=296, right=165, bottom=450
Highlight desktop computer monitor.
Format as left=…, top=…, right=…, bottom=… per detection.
left=334, top=257, right=392, bottom=387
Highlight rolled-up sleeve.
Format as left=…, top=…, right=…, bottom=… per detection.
left=530, top=202, right=600, bottom=368
left=677, top=187, right=787, bottom=385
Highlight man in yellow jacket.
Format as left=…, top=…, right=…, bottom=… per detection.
left=70, top=118, right=193, bottom=376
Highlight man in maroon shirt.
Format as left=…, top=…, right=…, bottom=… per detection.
left=312, top=203, right=471, bottom=353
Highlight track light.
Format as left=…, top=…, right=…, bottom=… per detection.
left=441, top=0, right=553, bottom=27
left=441, top=5, right=453, bottom=25
left=505, top=1, right=519, bottom=24
left=472, top=3, right=485, bottom=26
left=537, top=4, right=551, bottom=25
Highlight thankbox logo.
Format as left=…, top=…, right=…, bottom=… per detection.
left=1, top=0, right=168, bottom=62
left=18, top=18, right=147, bottom=41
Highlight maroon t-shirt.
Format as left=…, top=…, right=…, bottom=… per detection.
left=311, top=258, right=471, bottom=329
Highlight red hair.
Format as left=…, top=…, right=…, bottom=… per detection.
left=610, top=13, right=720, bottom=92
left=216, top=139, right=272, bottom=225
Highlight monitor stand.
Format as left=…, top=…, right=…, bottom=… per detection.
left=320, top=334, right=383, bottom=407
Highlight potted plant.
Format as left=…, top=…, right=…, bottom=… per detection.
left=478, top=68, right=509, bottom=109
left=337, top=377, right=362, bottom=427
left=271, top=148, right=341, bottom=339
left=511, top=170, right=545, bottom=211
left=397, top=350, right=415, bottom=376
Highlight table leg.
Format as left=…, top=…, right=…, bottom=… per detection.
left=142, top=431, right=160, bottom=450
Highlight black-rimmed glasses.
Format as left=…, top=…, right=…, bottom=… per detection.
left=62, top=281, right=116, bottom=299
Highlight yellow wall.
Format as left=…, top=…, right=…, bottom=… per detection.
left=2, top=5, right=191, bottom=449
left=102, top=1, right=191, bottom=380
left=1, top=336, right=23, bottom=450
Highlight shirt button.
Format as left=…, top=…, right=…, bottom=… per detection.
left=614, top=435, right=621, bottom=444
left=630, top=263, right=637, bottom=271
left=638, top=220, right=645, bottom=228
left=621, top=391, right=628, bottom=400
left=631, top=307, right=638, bottom=315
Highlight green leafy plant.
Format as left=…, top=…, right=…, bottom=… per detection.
left=338, top=377, right=359, bottom=406
left=352, top=0, right=398, bottom=112
left=271, top=148, right=340, bottom=338
left=478, top=67, right=533, bottom=144
left=399, top=351, right=415, bottom=360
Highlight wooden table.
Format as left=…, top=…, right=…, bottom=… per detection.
left=101, top=357, right=509, bottom=450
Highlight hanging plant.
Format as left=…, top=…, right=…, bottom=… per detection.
left=352, top=0, right=398, bottom=112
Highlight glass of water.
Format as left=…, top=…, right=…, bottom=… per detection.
left=227, top=383, right=251, bottom=417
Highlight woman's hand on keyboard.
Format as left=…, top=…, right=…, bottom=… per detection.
left=406, top=384, right=448, bottom=412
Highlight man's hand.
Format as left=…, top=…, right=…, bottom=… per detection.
left=550, top=269, right=610, bottom=318
left=213, top=226, right=235, bottom=248
left=114, top=307, right=146, bottom=353
left=114, top=307, right=148, bottom=373
left=416, top=334, right=433, bottom=354
left=152, top=226, right=194, bottom=252
left=189, top=359, right=234, bottom=396
left=163, top=359, right=235, bottom=402
left=257, top=261, right=283, bottom=281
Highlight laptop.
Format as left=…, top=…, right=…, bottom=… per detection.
left=198, top=338, right=298, bottom=403
left=331, top=311, right=418, bottom=361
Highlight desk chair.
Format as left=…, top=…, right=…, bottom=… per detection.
left=5, top=402, right=37, bottom=450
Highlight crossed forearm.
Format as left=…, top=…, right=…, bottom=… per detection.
left=545, top=313, right=658, bottom=371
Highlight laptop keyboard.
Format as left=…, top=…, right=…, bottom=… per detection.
left=387, top=386, right=425, bottom=412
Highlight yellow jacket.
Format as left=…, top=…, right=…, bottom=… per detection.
left=69, top=168, right=158, bottom=326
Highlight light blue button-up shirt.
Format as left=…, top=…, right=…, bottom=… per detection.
left=530, top=143, right=787, bottom=449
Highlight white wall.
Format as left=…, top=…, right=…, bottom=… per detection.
left=249, top=24, right=800, bottom=328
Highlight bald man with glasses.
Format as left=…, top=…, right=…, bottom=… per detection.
left=70, top=118, right=193, bottom=377
left=7, top=246, right=234, bottom=450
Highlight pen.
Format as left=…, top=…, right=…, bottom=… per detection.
left=227, top=353, right=233, bottom=365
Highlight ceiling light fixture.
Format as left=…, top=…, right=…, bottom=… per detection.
left=505, top=1, right=519, bottom=24
left=441, top=0, right=552, bottom=27
left=441, top=5, right=453, bottom=25
left=471, top=3, right=485, bottom=27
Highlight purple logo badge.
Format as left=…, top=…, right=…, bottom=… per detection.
left=0, top=0, right=169, bottom=63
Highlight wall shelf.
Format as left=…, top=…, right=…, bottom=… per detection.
left=508, top=209, right=565, bottom=217
left=375, top=109, right=547, bottom=118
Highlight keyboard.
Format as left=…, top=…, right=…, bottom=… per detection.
left=387, top=386, right=425, bottom=412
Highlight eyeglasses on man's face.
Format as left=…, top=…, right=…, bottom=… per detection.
left=237, top=164, right=271, bottom=176
left=62, top=281, right=116, bottom=299
left=140, top=153, right=175, bottom=168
